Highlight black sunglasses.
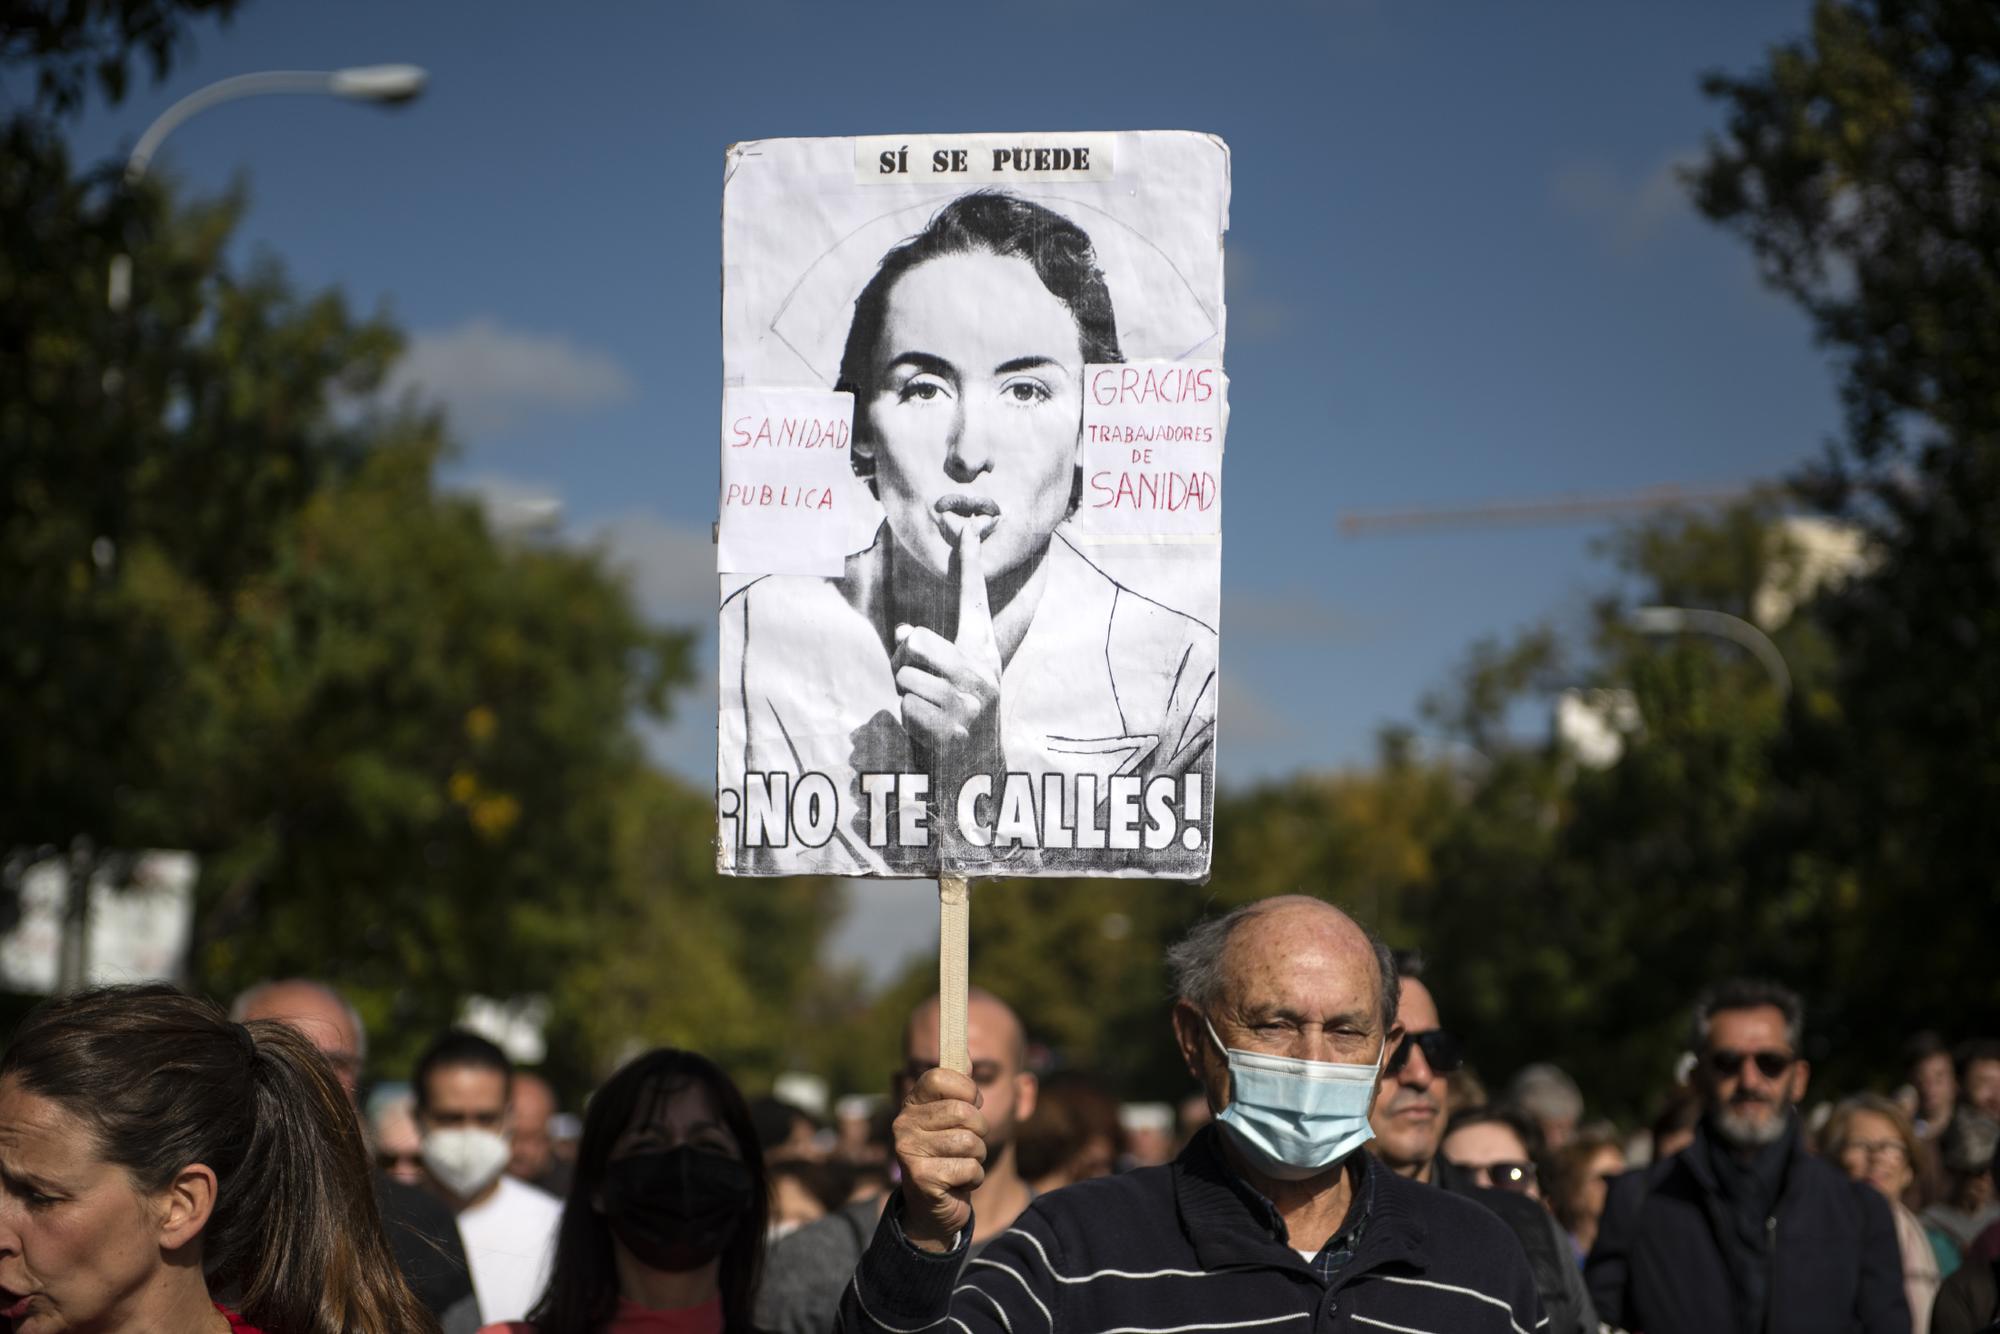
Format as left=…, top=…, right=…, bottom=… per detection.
left=1706, top=1048, right=1795, bottom=1080
left=1446, top=1158, right=1536, bottom=1193
left=1387, top=1029, right=1464, bottom=1076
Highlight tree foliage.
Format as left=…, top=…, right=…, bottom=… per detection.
left=1404, top=501, right=1812, bottom=1121
left=0, top=7, right=861, bottom=1094
left=1691, top=0, right=2000, bottom=1055
left=546, top=768, right=843, bottom=1092
left=9, top=0, right=1994, bottom=1122
left=2, top=0, right=240, bottom=117
left=0, top=111, right=737, bottom=1078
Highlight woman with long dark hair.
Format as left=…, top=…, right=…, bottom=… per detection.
left=0, top=983, right=438, bottom=1334
left=484, top=1048, right=767, bottom=1334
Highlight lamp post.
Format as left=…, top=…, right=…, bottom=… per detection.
left=107, top=63, right=427, bottom=310
left=1626, top=605, right=1792, bottom=700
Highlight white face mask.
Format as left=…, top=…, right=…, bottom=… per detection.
left=422, top=1126, right=512, bottom=1199
left=1206, top=1017, right=1385, bottom=1182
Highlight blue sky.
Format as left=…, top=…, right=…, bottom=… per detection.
left=61, top=1, right=1841, bottom=974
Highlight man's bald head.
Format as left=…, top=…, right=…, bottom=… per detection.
left=232, top=978, right=366, bottom=1099
left=900, top=988, right=1038, bottom=1165
left=1169, top=896, right=1403, bottom=1185
left=1165, top=895, right=1398, bottom=1033
left=905, top=987, right=1028, bottom=1070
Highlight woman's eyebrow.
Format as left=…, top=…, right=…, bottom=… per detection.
left=994, top=355, right=1062, bottom=375
left=0, top=1162, right=62, bottom=1193
left=884, top=351, right=956, bottom=380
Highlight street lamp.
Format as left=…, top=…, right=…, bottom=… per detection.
left=107, top=64, right=428, bottom=310
left=1627, top=605, right=1792, bottom=700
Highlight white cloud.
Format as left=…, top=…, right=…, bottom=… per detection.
left=1550, top=150, right=1701, bottom=254
left=588, top=512, right=716, bottom=631
left=386, top=317, right=634, bottom=435
left=451, top=473, right=565, bottom=535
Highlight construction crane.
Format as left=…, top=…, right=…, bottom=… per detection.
left=1337, top=481, right=1763, bottom=537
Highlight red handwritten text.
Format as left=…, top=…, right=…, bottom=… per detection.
left=1089, top=365, right=1217, bottom=408
left=725, top=484, right=835, bottom=511
left=1086, top=423, right=1216, bottom=445
left=728, top=415, right=850, bottom=451
left=1087, top=470, right=1219, bottom=513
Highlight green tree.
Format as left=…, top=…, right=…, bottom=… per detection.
left=1, top=119, right=707, bottom=1070
left=1691, top=0, right=2000, bottom=1052
left=3, top=0, right=240, bottom=117
left=1405, top=501, right=1825, bottom=1121
left=183, top=432, right=693, bottom=1069
left=0, top=4, right=858, bottom=1088
left=546, top=768, right=843, bottom=1092
left=3, top=128, right=377, bottom=856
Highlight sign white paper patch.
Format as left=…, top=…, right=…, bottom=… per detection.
left=717, top=387, right=855, bottom=577
left=1076, top=360, right=1224, bottom=538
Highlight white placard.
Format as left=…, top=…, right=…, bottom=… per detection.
left=718, top=131, right=1228, bottom=880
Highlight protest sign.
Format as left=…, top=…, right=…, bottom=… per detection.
left=717, top=131, right=1228, bottom=881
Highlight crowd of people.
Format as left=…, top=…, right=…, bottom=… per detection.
left=0, top=894, right=1995, bottom=1333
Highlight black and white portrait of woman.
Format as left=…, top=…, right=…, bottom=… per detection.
left=718, top=138, right=1226, bottom=878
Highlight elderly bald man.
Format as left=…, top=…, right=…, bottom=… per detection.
left=839, top=896, right=1543, bottom=1334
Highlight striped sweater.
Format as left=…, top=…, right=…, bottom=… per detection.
left=837, top=1128, right=1546, bottom=1334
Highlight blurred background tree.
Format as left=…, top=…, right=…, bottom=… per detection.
left=5, top=0, right=1995, bottom=1122
left=1408, top=499, right=1820, bottom=1122
left=0, top=4, right=846, bottom=1086
left=1690, top=0, right=2000, bottom=1070
left=3, top=0, right=243, bottom=117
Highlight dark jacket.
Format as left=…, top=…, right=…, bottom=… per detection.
left=1434, top=1157, right=1597, bottom=1334
left=839, top=1128, right=1544, bottom=1334
left=376, top=1173, right=473, bottom=1319
left=1933, top=1256, right=2000, bottom=1334
left=1586, top=1119, right=1909, bottom=1334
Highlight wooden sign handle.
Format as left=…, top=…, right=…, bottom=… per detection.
left=938, top=874, right=971, bottom=1075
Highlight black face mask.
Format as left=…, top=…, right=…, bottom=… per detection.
left=601, top=1146, right=757, bottom=1272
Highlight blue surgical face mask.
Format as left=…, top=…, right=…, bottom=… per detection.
left=1205, top=1017, right=1385, bottom=1181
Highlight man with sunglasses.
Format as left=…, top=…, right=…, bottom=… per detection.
left=1587, top=978, right=1909, bottom=1334
left=1368, top=952, right=1597, bottom=1334
left=758, top=987, right=1038, bottom=1334
left=1364, top=952, right=1460, bottom=1181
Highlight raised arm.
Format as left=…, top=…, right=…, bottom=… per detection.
left=837, top=1068, right=1059, bottom=1334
